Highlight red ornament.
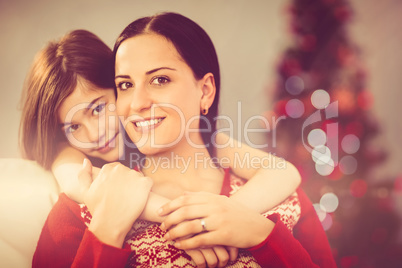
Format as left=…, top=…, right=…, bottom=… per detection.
left=328, top=165, right=343, bottom=180
left=394, top=176, right=402, bottom=193
left=274, top=99, right=288, bottom=116
left=350, top=179, right=368, bottom=198
left=332, top=86, right=356, bottom=115
left=345, top=121, right=364, bottom=138
left=334, top=6, right=352, bottom=22
left=280, top=58, right=302, bottom=76
left=357, top=90, right=374, bottom=110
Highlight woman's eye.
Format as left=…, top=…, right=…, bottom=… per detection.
left=66, top=124, right=80, bottom=134
left=92, top=103, right=106, bottom=116
left=117, top=81, right=133, bottom=91
left=151, top=76, right=170, bottom=86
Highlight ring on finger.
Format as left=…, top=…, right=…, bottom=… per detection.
left=200, top=218, right=207, bottom=232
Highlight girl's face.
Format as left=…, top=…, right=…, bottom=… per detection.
left=58, top=78, right=123, bottom=161
left=115, top=33, right=206, bottom=156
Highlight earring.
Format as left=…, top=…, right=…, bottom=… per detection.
left=202, top=107, right=209, bottom=115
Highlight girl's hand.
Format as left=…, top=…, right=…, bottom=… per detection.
left=79, top=159, right=153, bottom=248
left=159, top=192, right=274, bottom=250
left=185, top=246, right=238, bottom=268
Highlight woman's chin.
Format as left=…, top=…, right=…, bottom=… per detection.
left=136, top=144, right=173, bottom=158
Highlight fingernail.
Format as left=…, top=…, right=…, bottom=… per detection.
left=164, top=232, right=170, bottom=240
left=175, top=241, right=181, bottom=248
left=83, top=158, right=88, bottom=168
left=160, top=222, right=165, bottom=231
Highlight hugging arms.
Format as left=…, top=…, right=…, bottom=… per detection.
left=21, top=12, right=335, bottom=268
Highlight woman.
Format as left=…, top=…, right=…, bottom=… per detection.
left=21, top=30, right=303, bottom=266
left=110, top=12, right=335, bottom=267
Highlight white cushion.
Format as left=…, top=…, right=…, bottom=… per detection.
left=0, top=158, right=59, bottom=268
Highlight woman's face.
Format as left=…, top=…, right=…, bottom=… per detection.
left=58, top=78, right=123, bottom=161
left=115, top=33, right=205, bottom=156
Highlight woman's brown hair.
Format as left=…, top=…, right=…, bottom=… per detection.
left=19, top=30, right=114, bottom=169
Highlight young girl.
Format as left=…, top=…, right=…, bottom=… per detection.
left=109, top=12, right=334, bottom=267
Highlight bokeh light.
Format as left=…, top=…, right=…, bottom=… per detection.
left=312, top=145, right=332, bottom=164
left=285, top=99, right=305, bottom=118
left=311, top=89, right=330, bottom=109
left=285, top=76, right=304, bottom=95
left=393, top=175, right=402, bottom=193
left=320, top=192, right=339, bottom=213
left=315, top=159, right=335, bottom=176
left=341, top=134, right=360, bottom=154
left=308, top=128, right=327, bottom=147
left=350, top=179, right=368, bottom=198
left=339, top=155, right=358, bottom=174
left=321, top=213, right=333, bottom=231
left=313, top=203, right=327, bottom=221
left=357, top=90, right=374, bottom=110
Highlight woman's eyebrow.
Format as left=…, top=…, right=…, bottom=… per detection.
left=115, top=67, right=176, bottom=79
left=115, top=74, right=130, bottom=80
left=146, top=67, right=176, bottom=75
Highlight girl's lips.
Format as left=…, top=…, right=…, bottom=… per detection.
left=132, top=117, right=165, bottom=132
left=96, top=132, right=119, bottom=154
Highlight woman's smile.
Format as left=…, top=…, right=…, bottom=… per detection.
left=132, top=117, right=165, bottom=132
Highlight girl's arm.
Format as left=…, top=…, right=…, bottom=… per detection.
left=52, top=144, right=98, bottom=204
left=53, top=145, right=235, bottom=267
left=215, top=133, right=301, bottom=213
left=52, top=144, right=169, bottom=222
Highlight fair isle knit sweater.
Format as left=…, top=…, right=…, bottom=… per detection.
left=33, top=169, right=336, bottom=267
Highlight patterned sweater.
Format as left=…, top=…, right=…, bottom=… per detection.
left=33, top=170, right=336, bottom=267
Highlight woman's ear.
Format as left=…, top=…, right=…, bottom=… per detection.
left=199, top=73, right=216, bottom=111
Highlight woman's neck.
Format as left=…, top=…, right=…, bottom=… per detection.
left=141, top=142, right=224, bottom=199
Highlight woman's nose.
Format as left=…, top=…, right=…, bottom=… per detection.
left=130, top=87, right=152, bottom=112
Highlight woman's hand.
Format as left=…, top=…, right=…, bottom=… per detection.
left=79, top=159, right=153, bottom=248
left=184, top=246, right=238, bottom=268
left=159, top=192, right=274, bottom=250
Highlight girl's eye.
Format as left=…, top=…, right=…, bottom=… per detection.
left=117, top=81, right=133, bottom=91
left=92, top=103, right=106, bottom=116
left=66, top=124, right=80, bottom=134
left=151, top=76, right=170, bottom=86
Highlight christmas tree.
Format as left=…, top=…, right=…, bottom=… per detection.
left=265, top=0, right=401, bottom=266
